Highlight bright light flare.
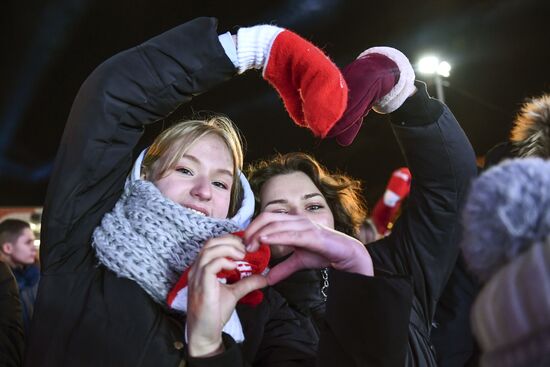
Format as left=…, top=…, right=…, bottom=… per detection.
left=418, top=56, right=440, bottom=74
left=438, top=61, right=451, bottom=77
left=417, top=56, right=451, bottom=77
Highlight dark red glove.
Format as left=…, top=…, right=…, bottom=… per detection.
left=328, top=47, right=416, bottom=146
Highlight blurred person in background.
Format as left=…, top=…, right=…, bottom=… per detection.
left=461, top=158, right=550, bottom=367
left=0, top=219, right=39, bottom=338
left=432, top=91, right=550, bottom=367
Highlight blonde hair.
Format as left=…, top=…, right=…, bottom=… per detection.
left=142, top=115, right=244, bottom=217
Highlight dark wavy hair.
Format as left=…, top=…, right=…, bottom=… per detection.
left=246, top=152, right=367, bottom=236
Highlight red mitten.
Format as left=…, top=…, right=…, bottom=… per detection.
left=328, top=47, right=416, bottom=146
left=167, top=231, right=271, bottom=310
left=237, top=26, right=347, bottom=138
left=371, top=167, right=412, bottom=235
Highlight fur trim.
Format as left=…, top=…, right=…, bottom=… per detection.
left=358, top=47, right=416, bottom=114
left=461, top=158, right=550, bottom=283
left=510, top=93, right=550, bottom=158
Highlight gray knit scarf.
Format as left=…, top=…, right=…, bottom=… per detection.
left=92, top=179, right=239, bottom=304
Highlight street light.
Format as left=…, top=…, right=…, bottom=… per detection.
left=417, top=55, right=451, bottom=103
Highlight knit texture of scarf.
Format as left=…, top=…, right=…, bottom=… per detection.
left=92, top=179, right=239, bottom=304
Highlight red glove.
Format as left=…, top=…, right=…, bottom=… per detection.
left=237, top=26, right=348, bottom=138
left=167, top=231, right=271, bottom=309
left=264, top=30, right=348, bottom=138
left=371, top=167, right=412, bottom=235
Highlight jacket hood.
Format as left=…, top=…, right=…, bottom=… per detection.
left=130, top=149, right=254, bottom=229
left=510, top=93, right=550, bottom=159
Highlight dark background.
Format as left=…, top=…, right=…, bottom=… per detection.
left=1, top=0, right=548, bottom=207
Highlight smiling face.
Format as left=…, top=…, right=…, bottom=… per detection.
left=154, top=133, right=234, bottom=219
left=259, top=171, right=335, bottom=229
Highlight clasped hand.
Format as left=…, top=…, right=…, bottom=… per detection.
left=243, top=212, right=374, bottom=284
left=186, top=213, right=373, bottom=357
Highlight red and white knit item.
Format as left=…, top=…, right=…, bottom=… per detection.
left=167, top=232, right=270, bottom=343
left=371, top=167, right=412, bottom=235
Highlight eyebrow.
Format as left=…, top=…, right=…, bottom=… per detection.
left=181, top=154, right=234, bottom=178
left=303, top=193, right=322, bottom=200
left=263, top=192, right=323, bottom=208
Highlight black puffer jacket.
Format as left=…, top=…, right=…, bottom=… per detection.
left=189, top=269, right=415, bottom=367
left=272, top=82, right=478, bottom=366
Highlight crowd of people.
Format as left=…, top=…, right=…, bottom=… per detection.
left=1, top=16, right=549, bottom=367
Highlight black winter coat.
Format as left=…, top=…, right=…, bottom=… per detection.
left=371, top=83, right=477, bottom=366
left=24, top=17, right=318, bottom=367
left=0, top=261, right=24, bottom=367
left=431, top=254, right=480, bottom=367
left=188, top=270, right=415, bottom=367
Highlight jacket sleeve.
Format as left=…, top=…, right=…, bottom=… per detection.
left=0, top=262, right=24, bottom=367
left=186, top=334, right=247, bottom=367
left=41, top=17, right=237, bottom=271
left=369, top=81, right=477, bottom=322
left=317, top=270, right=413, bottom=367
left=186, top=288, right=318, bottom=367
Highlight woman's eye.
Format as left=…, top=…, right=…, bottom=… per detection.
left=272, top=209, right=288, bottom=214
left=176, top=167, right=193, bottom=175
left=213, top=181, right=228, bottom=190
left=307, top=204, right=323, bottom=211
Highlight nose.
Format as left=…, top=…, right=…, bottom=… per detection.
left=288, top=207, right=302, bottom=216
left=190, top=176, right=212, bottom=201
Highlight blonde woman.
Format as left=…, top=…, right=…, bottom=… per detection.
left=26, top=17, right=345, bottom=367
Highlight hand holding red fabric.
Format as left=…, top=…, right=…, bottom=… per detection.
left=167, top=231, right=270, bottom=309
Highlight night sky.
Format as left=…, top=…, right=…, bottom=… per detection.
left=2, top=0, right=549, bottom=206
